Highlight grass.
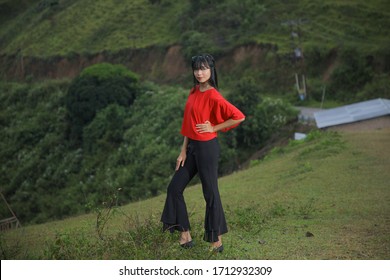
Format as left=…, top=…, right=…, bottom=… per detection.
left=1, top=129, right=389, bottom=259
left=0, top=0, right=186, bottom=56
left=0, top=0, right=389, bottom=57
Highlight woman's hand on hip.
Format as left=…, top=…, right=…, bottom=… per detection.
left=196, top=120, right=214, bottom=133
left=176, top=150, right=187, bottom=171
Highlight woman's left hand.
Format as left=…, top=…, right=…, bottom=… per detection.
left=196, top=120, right=214, bottom=133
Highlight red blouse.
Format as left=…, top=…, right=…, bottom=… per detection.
left=181, top=86, right=245, bottom=141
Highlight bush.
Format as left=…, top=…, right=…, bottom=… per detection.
left=184, top=0, right=267, bottom=48
left=303, top=43, right=330, bottom=77
left=356, top=74, right=390, bottom=101
left=83, top=104, right=128, bottom=154
left=238, top=98, right=298, bottom=148
left=227, top=76, right=263, bottom=115
left=328, top=48, right=373, bottom=102
left=65, top=63, right=139, bottom=145
left=307, top=78, right=326, bottom=102
left=180, top=31, right=218, bottom=60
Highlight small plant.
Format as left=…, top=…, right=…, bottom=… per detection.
left=296, top=197, right=318, bottom=219
left=95, top=188, right=122, bottom=239
left=44, top=230, right=99, bottom=260
left=298, top=131, right=345, bottom=159
left=0, top=233, right=22, bottom=260
left=229, top=204, right=268, bottom=233
left=249, top=159, right=261, bottom=167
left=269, top=202, right=288, bottom=218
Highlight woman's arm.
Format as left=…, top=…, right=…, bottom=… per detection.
left=196, top=118, right=245, bottom=134
left=176, top=136, right=189, bottom=171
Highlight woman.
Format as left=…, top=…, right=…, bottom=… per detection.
left=161, top=54, right=245, bottom=252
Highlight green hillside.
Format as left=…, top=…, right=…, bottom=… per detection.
left=1, top=0, right=389, bottom=105
left=1, top=0, right=389, bottom=57
left=1, top=129, right=389, bottom=259
left=0, top=0, right=389, bottom=260
left=0, top=73, right=299, bottom=225
left=0, top=0, right=186, bottom=56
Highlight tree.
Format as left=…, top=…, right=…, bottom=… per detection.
left=65, top=63, right=139, bottom=145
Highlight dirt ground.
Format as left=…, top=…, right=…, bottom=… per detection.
left=326, top=116, right=390, bottom=132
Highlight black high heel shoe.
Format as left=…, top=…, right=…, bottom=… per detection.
left=180, top=240, right=194, bottom=249
left=212, top=244, right=224, bottom=253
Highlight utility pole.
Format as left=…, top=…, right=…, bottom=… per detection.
left=286, top=19, right=308, bottom=101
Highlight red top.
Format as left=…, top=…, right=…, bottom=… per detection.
left=181, top=86, right=245, bottom=141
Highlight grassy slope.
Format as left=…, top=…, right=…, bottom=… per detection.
left=0, top=0, right=389, bottom=56
left=293, top=0, right=390, bottom=53
left=0, top=0, right=186, bottom=56
left=2, top=129, right=389, bottom=259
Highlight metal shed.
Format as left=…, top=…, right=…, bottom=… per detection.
left=314, top=98, right=390, bottom=129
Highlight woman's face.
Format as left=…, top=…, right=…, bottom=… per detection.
left=193, top=64, right=211, bottom=84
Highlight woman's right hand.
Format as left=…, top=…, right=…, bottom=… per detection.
left=176, top=150, right=187, bottom=171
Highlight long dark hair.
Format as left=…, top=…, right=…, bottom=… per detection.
left=191, top=54, right=218, bottom=91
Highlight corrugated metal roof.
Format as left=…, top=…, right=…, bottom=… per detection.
left=314, top=98, right=390, bottom=128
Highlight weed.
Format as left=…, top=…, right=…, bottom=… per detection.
left=0, top=233, right=22, bottom=259
left=296, top=197, right=318, bottom=219
left=269, top=202, right=288, bottom=218
left=94, top=188, right=122, bottom=240
left=280, top=161, right=314, bottom=181
left=229, top=205, right=267, bottom=233
left=249, top=159, right=261, bottom=167
left=298, top=131, right=345, bottom=159
left=44, top=231, right=97, bottom=259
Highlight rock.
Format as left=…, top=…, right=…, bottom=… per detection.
left=305, top=231, right=314, bottom=237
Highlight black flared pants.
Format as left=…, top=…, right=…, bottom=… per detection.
left=161, top=138, right=228, bottom=242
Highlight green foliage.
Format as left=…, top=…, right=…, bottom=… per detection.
left=184, top=0, right=267, bottom=48
left=237, top=97, right=298, bottom=148
left=42, top=213, right=222, bottom=260
left=83, top=104, right=128, bottom=154
left=79, top=63, right=139, bottom=81
left=0, top=0, right=185, bottom=55
left=298, top=131, right=345, bottom=159
left=1, top=0, right=389, bottom=105
left=328, top=47, right=373, bottom=102
left=296, top=197, right=318, bottom=219
left=0, top=79, right=75, bottom=223
left=3, top=0, right=388, bottom=60
left=228, top=76, right=263, bottom=115
left=44, top=231, right=95, bottom=260
left=303, top=43, right=331, bottom=77
left=65, top=63, right=139, bottom=144
left=229, top=205, right=267, bottom=232
left=0, top=77, right=301, bottom=225
left=180, top=31, right=218, bottom=61
left=112, top=84, right=188, bottom=201
left=306, top=78, right=326, bottom=102
left=269, top=202, right=288, bottom=218
left=356, top=74, right=390, bottom=101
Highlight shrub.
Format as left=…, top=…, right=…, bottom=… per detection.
left=356, top=74, right=390, bottom=101
left=328, top=48, right=373, bottom=102
left=83, top=104, right=128, bottom=154
left=180, top=31, right=217, bottom=60
left=228, top=76, right=263, bottom=115
left=237, top=97, right=298, bottom=148
left=65, top=63, right=139, bottom=145
left=307, top=78, right=326, bottom=102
